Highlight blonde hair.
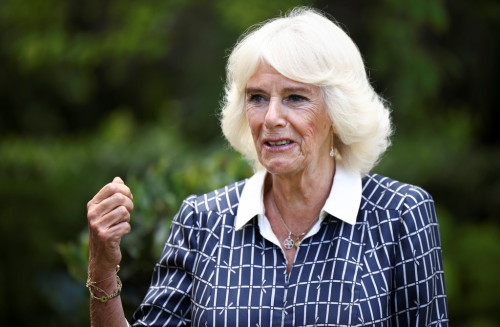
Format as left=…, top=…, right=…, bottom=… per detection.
left=220, top=7, right=392, bottom=176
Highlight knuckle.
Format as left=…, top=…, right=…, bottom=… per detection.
left=113, top=192, right=126, bottom=203
left=95, top=226, right=104, bottom=238
left=87, top=208, right=99, bottom=221
left=89, top=221, right=98, bottom=232
left=96, top=228, right=110, bottom=241
left=88, top=219, right=100, bottom=231
left=124, top=211, right=131, bottom=220
left=125, top=216, right=132, bottom=225
left=117, top=205, right=128, bottom=216
left=106, top=183, right=119, bottom=194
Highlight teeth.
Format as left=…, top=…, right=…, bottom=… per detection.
left=268, top=140, right=290, bottom=146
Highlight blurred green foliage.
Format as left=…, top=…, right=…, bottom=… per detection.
left=1, top=0, right=499, bottom=326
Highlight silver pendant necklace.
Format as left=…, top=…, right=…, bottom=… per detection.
left=271, top=195, right=318, bottom=250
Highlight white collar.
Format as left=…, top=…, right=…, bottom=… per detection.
left=235, top=163, right=362, bottom=230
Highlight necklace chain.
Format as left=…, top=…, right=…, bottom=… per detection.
left=271, top=195, right=318, bottom=250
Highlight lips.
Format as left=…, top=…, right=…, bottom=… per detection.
left=263, top=138, right=295, bottom=150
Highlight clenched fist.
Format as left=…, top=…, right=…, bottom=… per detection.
left=87, top=177, right=134, bottom=273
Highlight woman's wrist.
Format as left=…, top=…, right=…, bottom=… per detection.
left=88, top=256, right=121, bottom=276
left=87, top=264, right=122, bottom=303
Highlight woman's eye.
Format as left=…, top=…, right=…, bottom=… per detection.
left=248, top=94, right=265, bottom=103
left=287, top=94, right=307, bottom=102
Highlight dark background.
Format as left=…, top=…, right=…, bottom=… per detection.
left=1, top=0, right=499, bottom=325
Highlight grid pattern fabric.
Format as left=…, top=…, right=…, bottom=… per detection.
left=130, top=173, right=448, bottom=326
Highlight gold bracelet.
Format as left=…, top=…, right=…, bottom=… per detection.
left=87, top=265, right=120, bottom=284
left=87, top=275, right=122, bottom=303
left=86, top=265, right=122, bottom=303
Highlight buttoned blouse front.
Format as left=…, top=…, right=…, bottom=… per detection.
left=131, top=165, right=448, bottom=326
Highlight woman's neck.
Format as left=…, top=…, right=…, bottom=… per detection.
left=265, top=160, right=335, bottom=226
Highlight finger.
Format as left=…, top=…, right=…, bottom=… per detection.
left=89, top=206, right=131, bottom=239
left=96, top=221, right=131, bottom=243
left=107, top=221, right=131, bottom=239
left=88, top=181, right=133, bottom=207
left=114, top=177, right=135, bottom=199
left=107, top=205, right=131, bottom=228
left=97, top=192, right=134, bottom=217
left=97, top=181, right=132, bottom=202
left=90, top=221, right=131, bottom=262
left=88, top=194, right=133, bottom=224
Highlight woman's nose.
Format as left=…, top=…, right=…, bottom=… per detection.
left=264, top=98, right=287, bottom=128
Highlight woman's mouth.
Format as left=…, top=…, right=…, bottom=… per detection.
left=267, top=140, right=291, bottom=146
left=263, top=139, right=295, bottom=152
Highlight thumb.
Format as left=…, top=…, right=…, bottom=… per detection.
left=113, top=176, right=124, bottom=184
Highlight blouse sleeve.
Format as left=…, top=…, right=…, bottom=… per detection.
left=131, top=197, right=199, bottom=326
left=392, top=186, right=449, bottom=326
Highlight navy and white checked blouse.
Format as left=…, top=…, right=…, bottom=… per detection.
left=130, top=165, right=448, bottom=326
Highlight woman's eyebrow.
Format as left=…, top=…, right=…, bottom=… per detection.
left=245, top=87, right=266, bottom=94
left=245, top=86, right=313, bottom=94
left=282, top=86, right=313, bottom=94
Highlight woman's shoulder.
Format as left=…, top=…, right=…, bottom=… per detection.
left=361, top=173, right=434, bottom=211
left=181, top=178, right=248, bottom=216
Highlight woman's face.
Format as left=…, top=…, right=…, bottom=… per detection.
left=245, top=62, right=333, bottom=176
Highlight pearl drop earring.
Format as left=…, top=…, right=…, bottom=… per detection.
left=329, top=131, right=335, bottom=157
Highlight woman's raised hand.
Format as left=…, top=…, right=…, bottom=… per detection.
left=87, top=177, right=132, bottom=326
left=87, top=177, right=134, bottom=272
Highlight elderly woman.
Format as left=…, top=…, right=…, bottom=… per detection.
left=86, top=7, right=448, bottom=326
